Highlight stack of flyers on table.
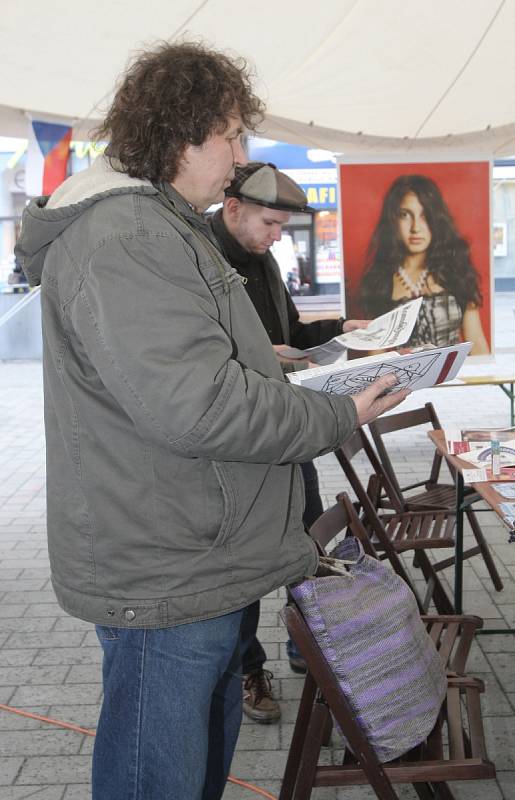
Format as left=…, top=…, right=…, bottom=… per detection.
left=492, top=483, right=515, bottom=499
left=497, top=500, right=515, bottom=527
left=444, top=426, right=515, bottom=482
left=490, top=486, right=515, bottom=534
left=498, top=505, right=515, bottom=532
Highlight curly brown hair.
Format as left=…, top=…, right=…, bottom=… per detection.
left=94, top=40, right=265, bottom=183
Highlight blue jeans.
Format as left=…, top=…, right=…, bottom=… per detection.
left=92, top=609, right=243, bottom=800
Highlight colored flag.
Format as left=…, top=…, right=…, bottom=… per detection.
left=25, top=120, right=72, bottom=197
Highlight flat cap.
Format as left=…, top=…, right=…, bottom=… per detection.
left=225, top=161, right=313, bottom=212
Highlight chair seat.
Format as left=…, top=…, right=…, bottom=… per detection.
left=380, top=510, right=456, bottom=551
left=308, top=678, right=494, bottom=788
left=405, top=483, right=455, bottom=509
left=404, top=483, right=478, bottom=511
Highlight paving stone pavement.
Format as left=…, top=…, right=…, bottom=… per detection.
left=1, top=296, right=514, bottom=798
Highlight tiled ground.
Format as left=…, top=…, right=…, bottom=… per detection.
left=1, top=295, right=514, bottom=799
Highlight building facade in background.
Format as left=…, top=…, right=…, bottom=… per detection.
left=492, top=161, right=515, bottom=291
left=247, top=138, right=340, bottom=296
left=0, top=139, right=96, bottom=284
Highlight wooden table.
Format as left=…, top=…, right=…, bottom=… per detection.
left=435, top=375, right=515, bottom=426
left=428, top=429, right=515, bottom=633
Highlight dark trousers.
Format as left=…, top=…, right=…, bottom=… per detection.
left=299, top=460, right=324, bottom=528
left=241, top=461, right=323, bottom=673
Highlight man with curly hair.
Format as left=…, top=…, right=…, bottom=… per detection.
left=16, top=41, right=407, bottom=800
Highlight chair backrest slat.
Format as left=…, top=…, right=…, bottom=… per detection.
left=368, top=403, right=445, bottom=494
left=336, top=428, right=405, bottom=514
left=309, top=500, right=350, bottom=550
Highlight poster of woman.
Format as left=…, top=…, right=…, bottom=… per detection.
left=338, top=159, right=492, bottom=355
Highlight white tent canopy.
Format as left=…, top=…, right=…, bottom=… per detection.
left=2, top=0, right=515, bottom=155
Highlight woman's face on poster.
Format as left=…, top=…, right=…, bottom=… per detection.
left=396, top=191, right=432, bottom=255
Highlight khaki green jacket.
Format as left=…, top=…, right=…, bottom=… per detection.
left=15, top=156, right=357, bottom=628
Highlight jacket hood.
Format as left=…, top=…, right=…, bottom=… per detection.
left=15, top=155, right=157, bottom=287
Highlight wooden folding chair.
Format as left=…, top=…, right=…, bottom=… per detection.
left=335, top=426, right=459, bottom=614
left=367, top=403, right=503, bottom=592
left=280, top=602, right=495, bottom=800
left=282, top=495, right=494, bottom=799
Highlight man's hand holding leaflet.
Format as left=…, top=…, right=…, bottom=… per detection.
left=278, top=297, right=423, bottom=365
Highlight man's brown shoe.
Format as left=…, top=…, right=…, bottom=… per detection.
left=242, top=669, right=281, bottom=723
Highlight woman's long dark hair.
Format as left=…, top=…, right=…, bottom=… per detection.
left=359, top=174, right=482, bottom=316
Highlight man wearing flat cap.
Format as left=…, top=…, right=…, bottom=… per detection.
left=212, top=161, right=370, bottom=723
left=215, top=162, right=368, bottom=354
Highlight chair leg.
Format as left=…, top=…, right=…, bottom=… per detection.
left=416, top=550, right=455, bottom=614
left=367, top=473, right=383, bottom=509
left=292, top=699, right=330, bottom=800
left=413, top=781, right=456, bottom=800
left=413, top=783, right=436, bottom=800
left=466, top=508, right=504, bottom=591
left=279, top=673, right=318, bottom=800
left=433, top=782, right=456, bottom=800
left=321, top=709, right=333, bottom=747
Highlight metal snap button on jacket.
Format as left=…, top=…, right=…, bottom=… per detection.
left=124, top=609, right=136, bottom=621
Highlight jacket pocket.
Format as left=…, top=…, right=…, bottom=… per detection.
left=211, top=461, right=238, bottom=548
left=290, top=463, right=306, bottom=529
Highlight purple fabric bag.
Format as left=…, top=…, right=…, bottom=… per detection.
left=289, top=536, right=446, bottom=762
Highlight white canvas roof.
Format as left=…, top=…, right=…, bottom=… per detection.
left=2, top=0, right=515, bottom=155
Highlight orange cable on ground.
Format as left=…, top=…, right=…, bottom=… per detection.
left=226, top=775, right=278, bottom=799
left=0, top=703, right=278, bottom=800
left=0, top=703, right=96, bottom=736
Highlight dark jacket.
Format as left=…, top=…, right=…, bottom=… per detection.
left=211, top=210, right=343, bottom=348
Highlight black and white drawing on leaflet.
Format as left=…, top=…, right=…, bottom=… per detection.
left=321, top=353, right=441, bottom=395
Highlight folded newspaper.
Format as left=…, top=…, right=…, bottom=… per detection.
left=288, top=341, right=471, bottom=395
left=278, top=296, right=423, bottom=365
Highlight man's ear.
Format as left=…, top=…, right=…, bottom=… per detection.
left=224, top=196, right=242, bottom=221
